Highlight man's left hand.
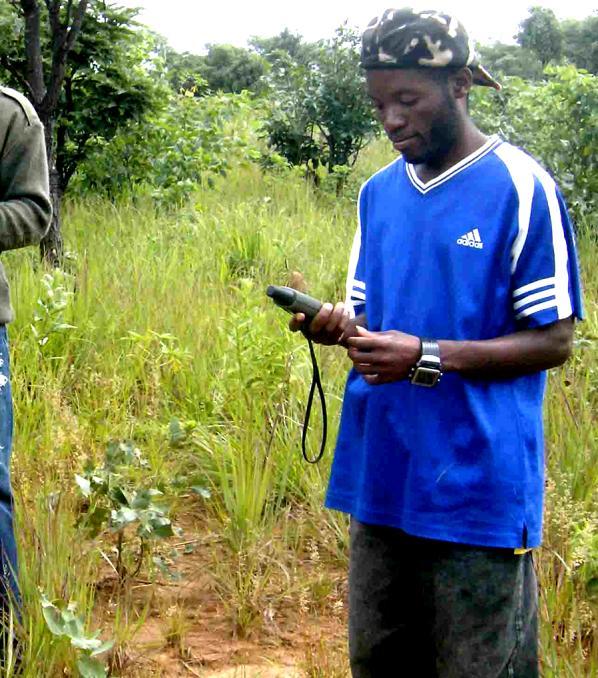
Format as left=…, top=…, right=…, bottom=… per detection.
left=346, top=326, right=421, bottom=385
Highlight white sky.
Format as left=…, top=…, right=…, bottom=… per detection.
left=115, top=0, right=597, bottom=54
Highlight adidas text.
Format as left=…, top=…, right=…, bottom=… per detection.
left=457, top=238, right=484, bottom=249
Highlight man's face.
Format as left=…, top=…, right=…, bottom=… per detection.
left=366, top=68, right=460, bottom=166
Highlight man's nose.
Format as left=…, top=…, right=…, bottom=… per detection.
left=382, top=107, right=408, bottom=135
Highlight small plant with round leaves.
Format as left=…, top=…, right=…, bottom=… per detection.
left=75, top=442, right=180, bottom=582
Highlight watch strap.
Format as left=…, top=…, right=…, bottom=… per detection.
left=409, top=338, right=443, bottom=386
left=420, top=339, right=441, bottom=363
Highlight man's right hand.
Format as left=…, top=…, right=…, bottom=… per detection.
left=289, top=301, right=350, bottom=346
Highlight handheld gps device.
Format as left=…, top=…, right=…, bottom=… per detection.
left=266, top=284, right=327, bottom=464
left=266, top=285, right=323, bottom=320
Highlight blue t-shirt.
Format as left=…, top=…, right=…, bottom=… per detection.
left=325, top=136, right=584, bottom=549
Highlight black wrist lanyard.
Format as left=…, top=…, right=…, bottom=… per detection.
left=301, top=337, right=327, bottom=464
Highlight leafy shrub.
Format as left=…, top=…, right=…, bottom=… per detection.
left=31, top=269, right=76, bottom=359
left=76, top=442, right=179, bottom=581
left=73, top=90, right=260, bottom=205
left=261, top=27, right=377, bottom=175
left=472, top=65, right=597, bottom=227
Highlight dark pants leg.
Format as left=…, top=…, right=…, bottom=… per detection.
left=348, top=519, right=538, bottom=678
left=0, top=327, right=20, bottom=623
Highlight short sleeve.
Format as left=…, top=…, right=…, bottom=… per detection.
left=345, top=182, right=368, bottom=318
left=510, top=172, right=584, bottom=330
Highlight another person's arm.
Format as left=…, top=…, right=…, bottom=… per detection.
left=0, top=92, right=52, bottom=252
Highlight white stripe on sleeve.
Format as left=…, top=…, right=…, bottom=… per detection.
left=494, top=145, right=535, bottom=275
left=515, top=299, right=559, bottom=320
left=496, top=145, right=572, bottom=321
left=345, top=184, right=366, bottom=319
left=535, top=170, right=572, bottom=320
left=513, top=288, right=555, bottom=311
left=512, top=276, right=555, bottom=299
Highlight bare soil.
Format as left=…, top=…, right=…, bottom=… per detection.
left=95, top=509, right=349, bottom=677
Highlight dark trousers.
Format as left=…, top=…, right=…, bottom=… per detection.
left=349, top=518, right=539, bottom=678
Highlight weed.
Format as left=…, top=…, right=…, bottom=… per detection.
left=76, top=442, right=179, bottom=582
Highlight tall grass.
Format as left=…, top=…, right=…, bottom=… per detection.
left=1, top=141, right=596, bottom=674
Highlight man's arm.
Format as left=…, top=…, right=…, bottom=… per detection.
left=439, top=318, right=573, bottom=378
left=346, top=318, right=575, bottom=384
left=0, top=96, right=52, bottom=252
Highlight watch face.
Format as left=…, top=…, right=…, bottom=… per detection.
left=412, top=367, right=441, bottom=387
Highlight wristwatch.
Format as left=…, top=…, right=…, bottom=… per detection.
left=409, top=339, right=442, bottom=387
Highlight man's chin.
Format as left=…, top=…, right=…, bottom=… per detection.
left=396, top=148, right=427, bottom=164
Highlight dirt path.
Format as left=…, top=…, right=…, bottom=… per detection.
left=96, top=512, right=349, bottom=677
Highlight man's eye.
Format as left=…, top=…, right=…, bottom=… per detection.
left=399, top=97, right=418, bottom=106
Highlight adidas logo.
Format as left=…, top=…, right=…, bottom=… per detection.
left=457, top=228, right=484, bottom=249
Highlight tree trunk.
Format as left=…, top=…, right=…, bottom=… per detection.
left=40, top=118, right=63, bottom=266
left=40, top=166, right=64, bottom=266
left=20, top=0, right=90, bottom=267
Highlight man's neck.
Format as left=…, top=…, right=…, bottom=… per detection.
left=415, top=123, right=488, bottom=184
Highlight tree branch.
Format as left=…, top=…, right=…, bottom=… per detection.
left=0, top=55, right=34, bottom=99
left=44, top=0, right=60, bottom=35
left=19, top=0, right=46, bottom=106
left=65, top=0, right=87, bottom=53
left=42, top=0, right=88, bottom=117
left=65, top=0, right=74, bottom=25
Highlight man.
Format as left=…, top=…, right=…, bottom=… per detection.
left=0, top=86, right=51, bottom=630
left=290, top=9, right=583, bottom=677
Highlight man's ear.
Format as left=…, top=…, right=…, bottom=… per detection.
left=451, top=67, right=473, bottom=100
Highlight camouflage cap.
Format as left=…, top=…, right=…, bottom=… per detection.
left=361, top=8, right=501, bottom=90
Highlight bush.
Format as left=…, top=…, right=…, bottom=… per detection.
left=472, top=65, right=597, bottom=227
left=261, top=27, right=377, bottom=175
left=72, top=90, right=260, bottom=206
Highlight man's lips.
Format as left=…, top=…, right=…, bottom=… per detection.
left=392, top=135, right=417, bottom=151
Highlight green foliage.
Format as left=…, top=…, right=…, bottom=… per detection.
left=478, top=43, right=543, bottom=80
left=261, top=56, right=321, bottom=171
left=201, top=43, right=267, bottom=94
left=0, top=1, right=163, bottom=194
left=561, top=16, right=598, bottom=75
left=73, top=89, right=259, bottom=205
left=262, top=26, right=377, bottom=173
left=56, top=4, right=165, bottom=193
left=160, top=42, right=268, bottom=96
left=480, top=11, right=598, bottom=81
left=161, top=45, right=210, bottom=95
left=40, top=592, right=112, bottom=678
left=249, top=28, right=318, bottom=67
left=76, top=442, right=179, bottom=581
left=30, top=269, right=76, bottom=358
left=517, top=6, right=563, bottom=67
left=471, top=66, right=597, bottom=225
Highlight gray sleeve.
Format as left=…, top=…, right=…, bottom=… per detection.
left=0, top=104, right=52, bottom=252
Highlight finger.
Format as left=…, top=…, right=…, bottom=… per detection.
left=289, top=313, right=305, bottom=332
left=308, top=303, right=334, bottom=333
left=337, top=316, right=351, bottom=344
left=363, top=373, right=381, bottom=385
left=353, top=363, right=382, bottom=375
left=346, top=334, right=378, bottom=350
left=363, top=373, right=394, bottom=385
left=348, top=349, right=380, bottom=364
left=325, top=302, right=347, bottom=334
